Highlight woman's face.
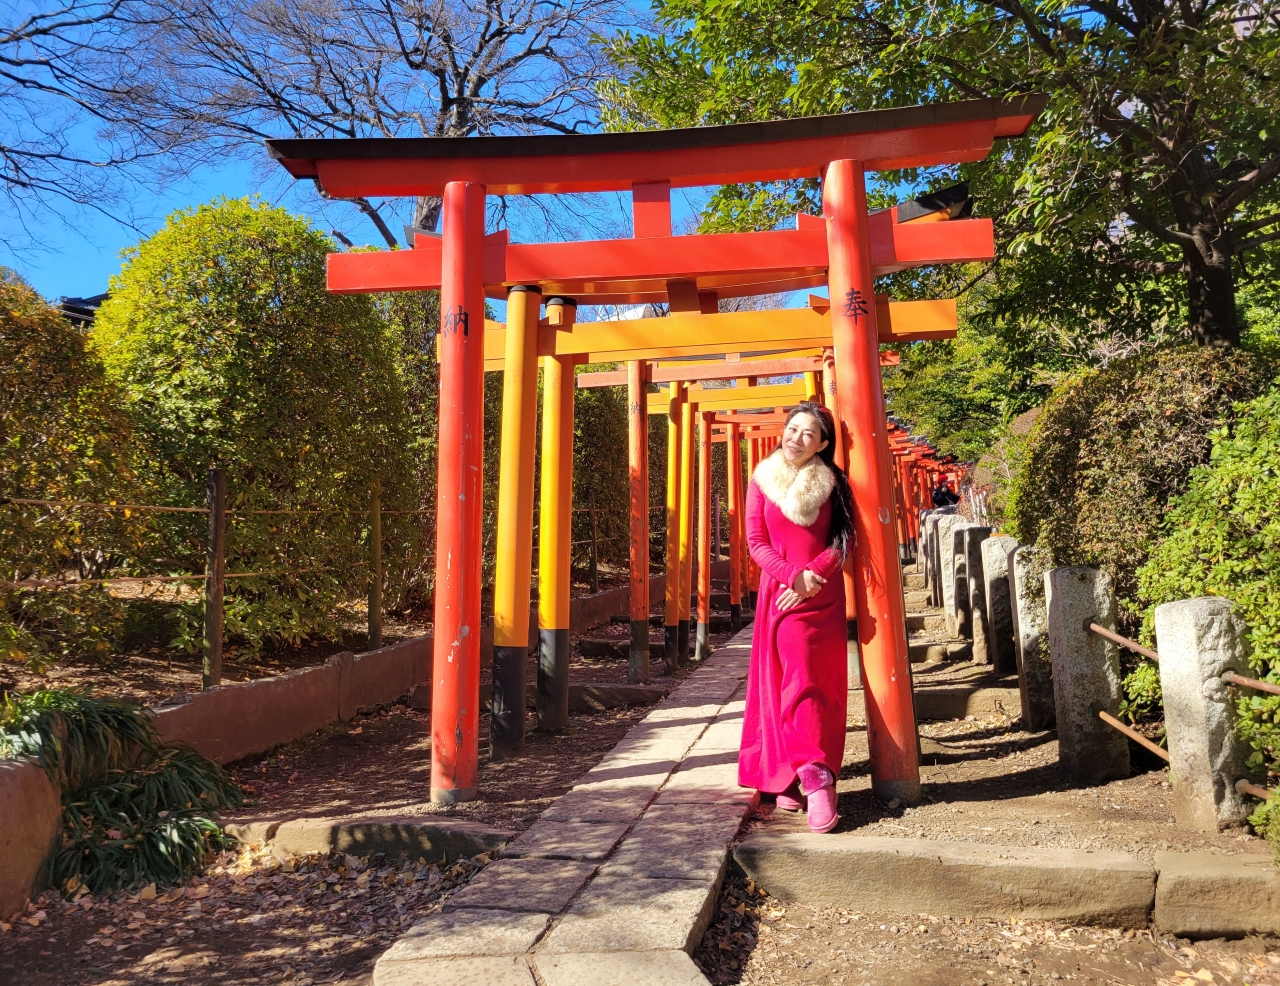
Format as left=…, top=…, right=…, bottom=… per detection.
left=781, top=412, right=828, bottom=466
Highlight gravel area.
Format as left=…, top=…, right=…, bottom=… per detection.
left=696, top=866, right=1280, bottom=985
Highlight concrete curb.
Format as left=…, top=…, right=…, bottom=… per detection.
left=734, top=831, right=1277, bottom=937
left=0, top=759, right=60, bottom=921
left=221, top=815, right=514, bottom=863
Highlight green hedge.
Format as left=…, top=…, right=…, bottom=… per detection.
left=1007, top=346, right=1275, bottom=626
left=1138, top=382, right=1280, bottom=773
left=92, top=198, right=419, bottom=654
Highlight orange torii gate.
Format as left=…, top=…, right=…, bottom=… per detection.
left=267, top=95, right=1043, bottom=806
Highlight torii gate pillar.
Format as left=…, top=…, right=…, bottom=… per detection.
left=824, top=159, right=922, bottom=804
left=431, top=180, right=486, bottom=804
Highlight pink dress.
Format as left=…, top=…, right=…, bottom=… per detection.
left=738, top=469, right=848, bottom=795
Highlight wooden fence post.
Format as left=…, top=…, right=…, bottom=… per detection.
left=587, top=488, right=599, bottom=595
left=202, top=467, right=226, bottom=690
left=369, top=480, right=382, bottom=651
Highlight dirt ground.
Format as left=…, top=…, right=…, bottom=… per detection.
left=696, top=866, right=1280, bottom=985
left=0, top=843, right=492, bottom=986
left=0, top=669, right=665, bottom=985
left=693, top=683, right=1273, bottom=985
left=220, top=700, right=653, bottom=834
left=818, top=697, right=1269, bottom=863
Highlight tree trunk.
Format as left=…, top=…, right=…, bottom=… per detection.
left=1183, top=237, right=1240, bottom=348
left=415, top=195, right=443, bottom=232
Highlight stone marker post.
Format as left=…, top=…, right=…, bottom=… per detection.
left=926, top=513, right=943, bottom=606
left=937, top=514, right=964, bottom=627
left=951, top=523, right=975, bottom=639
left=1045, top=566, right=1130, bottom=785
left=1010, top=545, right=1055, bottom=731
left=1155, top=596, right=1255, bottom=832
left=982, top=535, right=1019, bottom=677
left=964, top=526, right=993, bottom=662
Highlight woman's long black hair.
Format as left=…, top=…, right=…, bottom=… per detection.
left=784, top=401, right=855, bottom=556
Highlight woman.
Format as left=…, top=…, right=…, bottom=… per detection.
left=738, top=401, right=855, bottom=833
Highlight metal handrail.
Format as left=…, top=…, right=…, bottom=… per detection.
left=1087, top=622, right=1160, bottom=663
left=1223, top=670, right=1280, bottom=697
left=1098, top=710, right=1169, bottom=762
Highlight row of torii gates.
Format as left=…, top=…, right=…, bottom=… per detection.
left=268, top=95, right=1044, bottom=808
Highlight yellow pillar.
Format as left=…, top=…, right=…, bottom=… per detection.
left=678, top=394, right=694, bottom=664
left=804, top=370, right=819, bottom=400
left=663, top=382, right=683, bottom=674
left=492, top=286, right=541, bottom=757
left=537, top=297, right=577, bottom=731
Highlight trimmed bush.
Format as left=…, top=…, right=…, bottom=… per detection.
left=0, top=273, right=144, bottom=666
left=92, top=199, right=418, bottom=654
left=1138, top=382, right=1280, bottom=773
left=1007, top=346, right=1275, bottom=626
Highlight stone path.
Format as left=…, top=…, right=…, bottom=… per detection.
left=373, top=628, right=756, bottom=986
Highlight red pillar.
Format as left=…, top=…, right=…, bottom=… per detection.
left=431, top=180, right=487, bottom=804
left=727, top=422, right=743, bottom=631
left=628, top=359, right=650, bottom=682
left=824, top=158, right=921, bottom=804
left=695, top=409, right=714, bottom=659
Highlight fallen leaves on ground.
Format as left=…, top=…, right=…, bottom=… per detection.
left=0, top=842, right=492, bottom=985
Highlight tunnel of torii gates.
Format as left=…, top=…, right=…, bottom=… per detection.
left=267, top=94, right=1044, bottom=806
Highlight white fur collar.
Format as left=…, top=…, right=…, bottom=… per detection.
left=753, top=450, right=835, bottom=527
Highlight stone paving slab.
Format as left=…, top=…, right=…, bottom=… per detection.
left=599, top=803, right=747, bottom=882
left=374, top=955, right=535, bottom=986
left=503, top=820, right=631, bottom=861
left=377, top=908, right=550, bottom=960
left=443, top=858, right=598, bottom=914
left=539, top=875, right=719, bottom=954
left=1154, top=850, right=1280, bottom=938
left=535, top=950, right=709, bottom=986
left=369, top=625, right=757, bottom=986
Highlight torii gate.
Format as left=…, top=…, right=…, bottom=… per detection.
left=267, top=94, right=1044, bottom=807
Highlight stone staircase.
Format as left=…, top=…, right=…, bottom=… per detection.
left=895, top=567, right=1021, bottom=722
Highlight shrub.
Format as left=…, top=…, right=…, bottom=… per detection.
left=1, top=688, right=242, bottom=893
left=1137, top=382, right=1280, bottom=775
left=92, top=199, right=419, bottom=654
left=0, top=273, right=145, bottom=666
left=1007, top=346, right=1275, bottom=626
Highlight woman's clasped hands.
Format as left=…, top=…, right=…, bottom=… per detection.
left=776, top=568, right=826, bottom=611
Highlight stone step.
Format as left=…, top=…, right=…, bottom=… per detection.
left=902, top=572, right=926, bottom=591
left=904, top=589, right=931, bottom=609
left=908, top=640, right=971, bottom=664
left=905, top=612, right=946, bottom=633
left=733, top=833, right=1154, bottom=928
left=849, top=680, right=1019, bottom=721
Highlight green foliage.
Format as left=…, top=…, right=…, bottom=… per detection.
left=0, top=274, right=146, bottom=666
left=92, top=198, right=418, bottom=654
left=1, top=688, right=242, bottom=893
left=1249, top=792, right=1280, bottom=866
left=602, top=0, right=1280, bottom=346
left=1119, top=661, right=1163, bottom=727
left=572, top=368, right=632, bottom=569
left=1138, top=383, right=1280, bottom=771
left=1007, top=347, right=1275, bottom=627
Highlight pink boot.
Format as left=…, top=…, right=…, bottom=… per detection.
left=797, top=763, right=838, bottom=834
left=775, top=779, right=803, bottom=812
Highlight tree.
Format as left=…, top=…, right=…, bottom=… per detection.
left=0, top=269, right=144, bottom=663
left=95, top=0, right=632, bottom=244
left=0, top=0, right=166, bottom=238
left=92, top=198, right=419, bottom=654
left=602, top=0, right=1280, bottom=347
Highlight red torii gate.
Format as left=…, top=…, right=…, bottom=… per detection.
left=267, top=95, right=1043, bottom=807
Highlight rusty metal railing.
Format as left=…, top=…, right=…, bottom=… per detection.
left=1084, top=620, right=1277, bottom=802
